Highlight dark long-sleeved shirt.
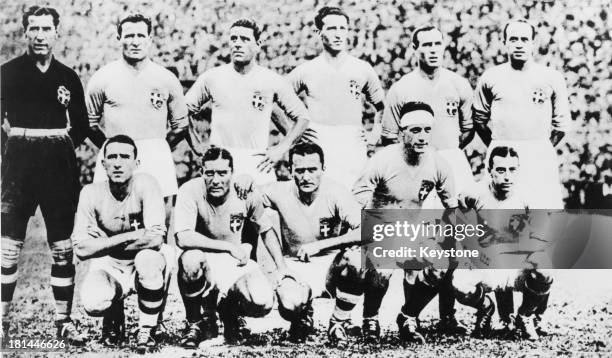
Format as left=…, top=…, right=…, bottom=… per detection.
left=1, top=53, right=89, bottom=146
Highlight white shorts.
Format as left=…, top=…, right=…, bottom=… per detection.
left=225, top=146, right=276, bottom=185
left=309, top=122, right=368, bottom=190
left=486, top=140, right=563, bottom=209
left=285, top=251, right=339, bottom=297
left=94, top=138, right=178, bottom=197
left=87, top=244, right=175, bottom=298
left=201, top=245, right=263, bottom=298
left=423, top=148, right=475, bottom=209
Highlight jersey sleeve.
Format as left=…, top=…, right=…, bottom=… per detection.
left=352, top=152, right=384, bottom=208
left=550, top=70, right=570, bottom=133
left=173, top=181, right=199, bottom=233
left=435, top=155, right=458, bottom=208
left=138, top=175, right=167, bottom=237
left=287, top=65, right=307, bottom=95
left=273, top=74, right=311, bottom=124
left=363, top=63, right=385, bottom=110
left=381, top=84, right=401, bottom=139
left=246, top=190, right=273, bottom=234
left=185, top=71, right=212, bottom=115
left=258, top=182, right=277, bottom=210
left=457, top=77, right=474, bottom=135
left=67, top=69, right=90, bottom=146
left=471, top=71, right=494, bottom=128
left=70, top=185, right=98, bottom=246
left=85, top=70, right=107, bottom=130
left=167, top=73, right=189, bottom=130
left=335, top=187, right=362, bottom=230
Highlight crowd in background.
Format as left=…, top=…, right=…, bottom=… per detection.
left=1, top=0, right=610, bottom=208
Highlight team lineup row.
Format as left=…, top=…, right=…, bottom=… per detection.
left=0, top=4, right=566, bottom=353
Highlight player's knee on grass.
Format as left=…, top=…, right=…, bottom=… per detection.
left=230, top=270, right=274, bottom=317
left=81, top=271, right=120, bottom=316
left=134, top=249, right=166, bottom=286
left=178, top=249, right=208, bottom=282
left=277, top=276, right=311, bottom=321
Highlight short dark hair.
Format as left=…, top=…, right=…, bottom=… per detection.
left=411, top=25, right=439, bottom=48
left=117, top=13, right=152, bottom=37
left=488, top=146, right=519, bottom=169
left=104, top=135, right=138, bottom=158
left=22, top=6, right=60, bottom=30
left=202, top=147, right=234, bottom=171
left=314, top=6, right=349, bottom=30
left=230, top=18, right=261, bottom=41
left=289, top=142, right=325, bottom=167
left=398, top=101, right=435, bottom=119
left=503, top=19, right=536, bottom=41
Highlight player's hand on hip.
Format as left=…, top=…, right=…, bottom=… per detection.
left=234, top=174, right=255, bottom=200
left=230, top=244, right=249, bottom=266
left=296, top=242, right=321, bottom=262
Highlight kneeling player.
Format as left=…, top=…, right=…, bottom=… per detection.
left=236, top=142, right=392, bottom=346
left=174, top=147, right=276, bottom=347
left=72, top=135, right=173, bottom=353
left=454, top=146, right=553, bottom=340
left=353, top=102, right=467, bottom=343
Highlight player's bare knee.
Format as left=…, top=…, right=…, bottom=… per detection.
left=234, top=271, right=274, bottom=317
left=81, top=273, right=118, bottom=316
left=1, top=238, right=24, bottom=268
left=135, top=249, right=166, bottom=283
left=50, top=239, right=73, bottom=266
left=277, top=277, right=311, bottom=321
left=178, top=249, right=207, bottom=281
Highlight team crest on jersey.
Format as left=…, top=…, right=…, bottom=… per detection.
left=445, top=98, right=459, bottom=116
left=319, top=218, right=335, bottom=238
left=230, top=213, right=245, bottom=233
left=348, top=80, right=361, bottom=100
left=531, top=87, right=548, bottom=105
left=418, top=180, right=435, bottom=202
left=127, top=212, right=144, bottom=231
left=57, top=85, right=71, bottom=107
left=252, top=91, right=267, bottom=111
left=150, top=89, right=167, bottom=110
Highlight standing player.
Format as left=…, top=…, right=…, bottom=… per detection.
left=379, top=24, right=474, bottom=336
left=471, top=19, right=571, bottom=209
left=185, top=18, right=310, bottom=184
left=381, top=25, right=474, bottom=198
left=456, top=146, right=553, bottom=340
left=174, top=147, right=276, bottom=347
left=1, top=6, right=90, bottom=344
left=72, top=135, right=174, bottom=353
left=86, top=13, right=195, bottom=210
left=353, top=102, right=461, bottom=343
left=288, top=6, right=385, bottom=189
left=235, top=142, right=392, bottom=346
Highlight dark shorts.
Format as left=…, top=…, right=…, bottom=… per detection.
left=1, top=134, right=80, bottom=240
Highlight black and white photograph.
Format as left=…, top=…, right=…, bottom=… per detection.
left=1, top=0, right=611, bottom=357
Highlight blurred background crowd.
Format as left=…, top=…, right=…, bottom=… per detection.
left=1, top=0, right=610, bottom=208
